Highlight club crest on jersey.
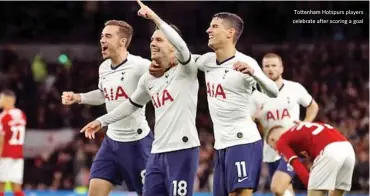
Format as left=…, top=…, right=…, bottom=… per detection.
left=151, top=89, right=174, bottom=108
left=103, top=86, right=129, bottom=101
left=223, top=70, right=229, bottom=79
left=121, top=72, right=126, bottom=81
left=206, top=82, right=226, bottom=99
left=266, top=109, right=291, bottom=121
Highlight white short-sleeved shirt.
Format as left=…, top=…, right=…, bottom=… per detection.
left=98, top=53, right=151, bottom=142
left=196, top=51, right=263, bottom=150
left=130, top=58, right=201, bottom=153
left=249, top=79, right=313, bottom=162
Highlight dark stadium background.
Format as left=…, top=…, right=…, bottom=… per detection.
left=0, top=1, right=368, bottom=195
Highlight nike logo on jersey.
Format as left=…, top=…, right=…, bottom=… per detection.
left=237, top=177, right=248, bottom=182
left=148, top=86, right=153, bottom=90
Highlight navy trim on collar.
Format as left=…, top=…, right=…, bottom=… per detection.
left=279, top=83, right=285, bottom=91
left=216, top=55, right=235, bottom=65
left=111, top=58, right=128, bottom=70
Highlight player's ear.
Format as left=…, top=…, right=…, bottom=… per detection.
left=120, top=38, right=127, bottom=47
left=227, top=28, right=236, bottom=40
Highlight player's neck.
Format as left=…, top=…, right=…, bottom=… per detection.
left=275, top=77, right=284, bottom=89
left=111, top=51, right=128, bottom=67
left=215, top=44, right=236, bottom=63
left=2, top=105, right=14, bottom=111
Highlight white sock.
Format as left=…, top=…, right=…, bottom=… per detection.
left=283, top=190, right=294, bottom=196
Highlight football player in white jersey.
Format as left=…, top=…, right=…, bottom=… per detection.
left=80, top=1, right=200, bottom=195
left=194, top=13, right=279, bottom=196
left=61, top=20, right=153, bottom=196
left=249, top=53, right=319, bottom=196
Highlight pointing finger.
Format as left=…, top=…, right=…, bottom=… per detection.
left=136, top=0, right=145, bottom=8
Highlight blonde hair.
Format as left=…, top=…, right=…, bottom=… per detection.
left=263, top=53, right=283, bottom=63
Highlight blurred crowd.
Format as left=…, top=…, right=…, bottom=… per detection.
left=0, top=1, right=368, bottom=194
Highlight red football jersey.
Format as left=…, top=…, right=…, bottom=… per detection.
left=276, top=122, right=348, bottom=187
left=0, top=108, right=27, bottom=159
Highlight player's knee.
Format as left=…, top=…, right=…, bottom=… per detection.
left=88, top=178, right=113, bottom=196
left=271, top=184, right=286, bottom=196
left=0, top=182, right=5, bottom=192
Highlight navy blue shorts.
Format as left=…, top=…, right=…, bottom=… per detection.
left=267, top=157, right=295, bottom=183
left=90, top=132, right=153, bottom=194
left=213, top=140, right=263, bottom=196
left=143, top=147, right=199, bottom=196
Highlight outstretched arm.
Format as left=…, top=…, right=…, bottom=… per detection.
left=80, top=90, right=105, bottom=105
left=137, top=0, right=191, bottom=64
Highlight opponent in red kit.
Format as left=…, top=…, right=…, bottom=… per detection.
left=266, top=122, right=355, bottom=196
left=0, top=90, right=26, bottom=196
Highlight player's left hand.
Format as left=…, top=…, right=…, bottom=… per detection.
left=233, top=61, right=255, bottom=76
left=137, top=0, right=157, bottom=20
left=80, top=120, right=102, bottom=139
left=149, top=60, right=165, bottom=77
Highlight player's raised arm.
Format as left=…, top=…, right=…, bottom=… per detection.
left=234, top=59, right=278, bottom=98
left=80, top=75, right=151, bottom=138
left=136, top=0, right=191, bottom=64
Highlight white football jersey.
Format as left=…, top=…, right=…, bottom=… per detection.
left=196, top=51, right=262, bottom=150
left=249, top=79, right=313, bottom=162
left=130, top=59, right=200, bottom=153
left=98, top=53, right=151, bottom=142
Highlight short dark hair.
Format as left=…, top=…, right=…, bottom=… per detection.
left=1, top=89, right=16, bottom=98
left=155, top=24, right=182, bottom=37
left=213, top=12, right=244, bottom=43
left=105, top=20, right=134, bottom=48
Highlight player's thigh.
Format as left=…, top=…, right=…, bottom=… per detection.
left=143, top=154, right=167, bottom=196
left=225, top=140, right=263, bottom=193
left=0, top=158, right=11, bottom=183
left=213, top=150, right=228, bottom=196
left=90, top=137, right=122, bottom=186
left=88, top=178, right=113, bottom=196
left=308, top=154, right=340, bottom=191
left=117, top=133, right=153, bottom=194
left=271, top=158, right=295, bottom=195
left=0, top=158, right=24, bottom=185
left=335, top=142, right=356, bottom=191
left=166, top=147, right=199, bottom=196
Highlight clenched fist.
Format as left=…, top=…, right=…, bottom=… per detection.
left=61, top=91, right=80, bottom=105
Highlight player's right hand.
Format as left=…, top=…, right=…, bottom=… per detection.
left=80, top=120, right=102, bottom=139
left=136, top=0, right=157, bottom=20
left=61, top=91, right=76, bottom=105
